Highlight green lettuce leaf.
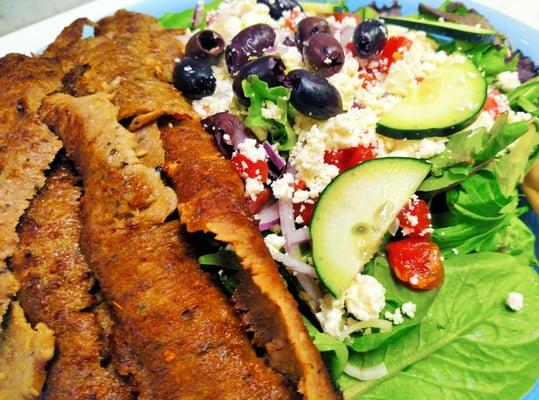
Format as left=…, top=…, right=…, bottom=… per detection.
left=339, top=253, right=539, bottom=399
left=420, top=116, right=530, bottom=192
left=242, top=75, right=297, bottom=150
left=159, top=0, right=222, bottom=29
left=304, top=317, right=349, bottom=381
left=346, top=256, right=438, bottom=353
left=419, top=1, right=496, bottom=31
left=507, top=76, right=539, bottom=117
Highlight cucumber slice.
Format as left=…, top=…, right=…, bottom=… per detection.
left=377, top=58, right=487, bottom=139
left=310, top=158, right=431, bottom=297
left=299, top=2, right=337, bottom=14
left=383, top=16, right=497, bottom=43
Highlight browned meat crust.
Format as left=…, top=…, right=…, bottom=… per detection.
left=0, top=302, right=54, bottom=399
left=40, top=92, right=294, bottom=400
left=11, top=165, right=134, bottom=400
left=0, top=53, right=62, bottom=333
left=44, top=11, right=195, bottom=131
left=160, top=119, right=340, bottom=400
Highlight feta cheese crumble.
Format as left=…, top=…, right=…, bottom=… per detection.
left=344, top=274, right=386, bottom=322
left=264, top=234, right=286, bottom=256
left=506, top=292, right=524, bottom=311
left=496, top=71, right=521, bottom=92
left=401, top=301, right=417, bottom=318
left=271, top=173, right=295, bottom=200
left=237, top=138, right=267, bottom=162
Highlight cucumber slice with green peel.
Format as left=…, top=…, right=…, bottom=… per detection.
left=383, top=16, right=497, bottom=43
left=299, top=2, right=338, bottom=14
left=377, top=58, right=487, bottom=139
left=310, top=158, right=431, bottom=297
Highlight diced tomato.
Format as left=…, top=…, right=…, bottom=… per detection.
left=284, top=9, right=302, bottom=31
left=293, top=200, right=316, bottom=225
left=397, top=198, right=432, bottom=238
left=483, top=89, right=503, bottom=119
left=324, top=145, right=376, bottom=173
left=378, top=36, right=412, bottom=73
left=358, top=71, right=377, bottom=88
left=346, top=42, right=358, bottom=57
left=331, top=12, right=361, bottom=24
left=387, top=238, right=444, bottom=290
left=231, top=153, right=269, bottom=182
left=246, top=187, right=271, bottom=215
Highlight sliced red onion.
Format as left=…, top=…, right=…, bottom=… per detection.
left=344, top=362, right=388, bottom=381
left=191, top=0, right=204, bottom=29
left=257, top=201, right=280, bottom=231
left=279, top=199, right=302, bottom=258
left=338, top=26, right=355, bottom=47
left=287, top=226, right=311, bottom=246
left=296, top=273, right=322, bottom=309
left=263, top=141, right=286, bottom=170
left=271, top=251, right=317, bottom=278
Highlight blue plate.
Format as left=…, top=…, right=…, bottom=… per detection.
left=128, top=1, right=538, bottom=398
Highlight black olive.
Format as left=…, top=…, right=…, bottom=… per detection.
left=303, top=33, right=345, bottom=77
left=353, top=19, right=388, bottom=58
left=233, top=56, right=287, bottom=104
left=203, top=112, right=254, bottom=158
left=257, top=0, right=301, bottom=19
left=173, top=57, right=216, bottom=100
left=185, top=30, right=225, bottom=65
left=225, top=24, right=276, bottom=75
left=295, top=17, right=331, bottom=50
left=287, top=69, right=342, bottom=120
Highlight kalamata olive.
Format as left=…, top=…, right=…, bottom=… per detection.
left=185, top=30, right=225, bottom=65
left=257, top=0, right=301, bottom=19
left=203, top=112, right=254, bottom=158
left=303, top=33, right=345, bottom=77
left=225, top=24, right=276, bottom=75
left=287, top=69, right=342, bottom=119
left=233, top=56, right=287, bottom=104
left=353, top=19, right=388, bottom=58
left=296, top=17, right=331, bottom=49
left=173, top=57, right=216, bottom=100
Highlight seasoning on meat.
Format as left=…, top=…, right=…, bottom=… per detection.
left=40, top=92, right=294, bottom=400
left=0, top=302, right=54, bottom=399
left=160, top=119, right=340, bottom=400
left=11, top=164, right=134, bottom=400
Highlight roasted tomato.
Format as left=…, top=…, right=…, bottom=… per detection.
left=378, top=36, right=412, bottom=72
left=324, top=145, right=376, bottom=173
left=397, top=197, right=432, bottom=238
left=387, top=238, right=444, bottom=290
left=231, top=153, right=269, bottom=182
left=246, top=187, right=271, bottom=215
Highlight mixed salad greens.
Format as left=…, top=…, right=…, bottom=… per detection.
left=162, top=0, right=539, bottom=398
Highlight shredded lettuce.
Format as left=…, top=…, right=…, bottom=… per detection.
left=159, top=0, right=222, bottom=29
left=242, top=75, right=297, bottom=151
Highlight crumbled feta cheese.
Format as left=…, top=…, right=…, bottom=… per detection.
left=410, top=275, right=419, bottom=286
left=261, top=101, right=283, bottom=120
left=264, top=234, right=286, bottom=256
left=322, top=108, right=380, bottom=150
left=245, top=177, right=265, bottom=198
left=384, top=311, right=394, bottom=321
left=506, top=292, right=524, bottom=311
left=401, top=302, right=417, bottom=318
left=292, top=189, right=310, bottom=204
left=343, top=274, right=386, bottom=321
left=317, top=294, right=348, bottom=339
left=384, top=136, right=447, bottom=159
left=468, top=110, right=495, bottom=131
left=392, top=308, right=404, bottom=325
left=328, top=55, right=363, bottom=110
left=237, top=138, right=267, bottom=162
left=271, top=173, right=295, bottom=200
left=275, top=43, right=303, bottom=72
left=451, top=248, right=459, bottom=255
left=508, top=110, right=532, bottom=123
left=192, top=63, right=234, bottom=119
left=496, top=71, right=521, bottom=92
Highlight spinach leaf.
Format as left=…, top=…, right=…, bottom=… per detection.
left=346, top=256, right=438, bottom=353
left=507, top=76, right=539, bottom=117
left=159, top=0, right=222, bottom=29
left=303, top=317, right=349, bottom=380
left=420, top=116, right=530, bottom=192
left=242, top=75, right=297, bottom=150
left=339, top=253, right=539, bottom=399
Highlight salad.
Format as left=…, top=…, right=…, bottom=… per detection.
left=162, top=0, right=539, bottom=398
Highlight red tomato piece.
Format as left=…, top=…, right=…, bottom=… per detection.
left=246, top=187, right=271, bottom=215
left=378, top=36, right=412, bottom=72
left=387, top=238, right=444, bottom=290
left=324, top=145, right=376, bottom=173
left=397, top=198, right=432, bottom=238
left=331, top=12, right=361, bottom=24
left=231, top=153, right=269, bottom=182
left=483, top=89, right=503, bottom=119
left=358, top=71, right=377, bottom=88
left=346, top=42, right=359, bottom=57
left=293, top=200, right=316, bottom=225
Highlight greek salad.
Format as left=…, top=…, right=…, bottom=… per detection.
left=162, top=0, right=539, bottom=398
